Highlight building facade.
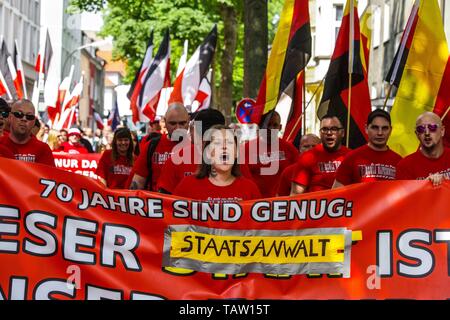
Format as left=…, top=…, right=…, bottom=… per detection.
left=0, top=0, right=40, bottom=98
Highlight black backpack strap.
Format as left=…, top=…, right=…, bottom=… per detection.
left=144, top=133, right=161, bottom=190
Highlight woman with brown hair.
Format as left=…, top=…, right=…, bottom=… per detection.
left=173, top=125, right=261, bottom=203
left=96, top=127, right=135, bottom=189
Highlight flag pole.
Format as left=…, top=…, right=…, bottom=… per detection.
left=302, top=67, right=306, bottom=135
left=286, top=75, right=325, bottom=141
left=382, top=84, right=393, bottom=111
left=441, top=106, right=450, bottom=121
left=346, top=0, right=355, bottom=148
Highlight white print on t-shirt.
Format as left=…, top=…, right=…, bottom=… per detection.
left=259, top=151, right=286, bottom=164
left=152, top=152, right=173, bottom=164
left=207, top=196, right=243, bottom=204
left=111, top=165, right=132, bottom=175
left=358, top=164, right=396, bottom=179
left=318, top=161, right=342, bottom=173
left=15, top=153, right=36, bottom=162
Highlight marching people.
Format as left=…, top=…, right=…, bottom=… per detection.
left=96, top=127, right=135, bottom=189
left=240, top=111, right=299, bottom=198
left=290, top=115, right=350, bottom=195
left=129, top=102, right=190, bottom=190
left=60, top=128, right=89, bottom=154
left=156, top=108, right=226, bottom=194
left=0, top=99, right=55, bottom=166
left=396, top=111, right=449, bottom=186
left=276, top=133, right=320, bottom=196
left=332, top=109, right=402, bottom=188
left=173, top=124, right=261, bottom=203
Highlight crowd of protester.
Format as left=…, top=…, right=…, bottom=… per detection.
left=0, top=97, right=449, bottom=204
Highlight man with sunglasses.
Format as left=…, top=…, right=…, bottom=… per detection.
left=397, top=111, right=449, bottom=186
left=129, top=102, right=190, bottom=190
left=0, top=99, right=55, bottom=166
left=291, top=115, right=350, bottom=195
left=332, top=109, right=402, bottom=188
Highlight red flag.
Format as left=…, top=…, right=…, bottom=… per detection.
left=252, top=0, right=311, bottom=126
left=35, top=30, right=53, bottom=79
left=94, top=110, right=104, bottom=130
left=317, top=0, right=372, bottom=149
left=138, top=30, right=171, bottom=122
left=13, top=40, right=27, bottom=99
left=169, top=25, right=217, bottom=107
left=128, top=30, right=153, bottom=123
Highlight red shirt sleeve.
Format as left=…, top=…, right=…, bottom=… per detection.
left=39, top=143, right=56, bottom=167
left=335, top=154, right=354, bottom=185
left=133, top=142, right=149, bottom=178
left=96, top=151, right=110, bottom=180
left=396, top=159, right=413, bottom=180
left=292, top=157, right=310, bottom=188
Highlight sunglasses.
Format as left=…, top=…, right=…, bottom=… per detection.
left=416, top=124, right=439, bottom=134
left=12, top=111, right=36, bottom=121
left=167, top=121, right=188, bottom=126
left=0, top=111, right=9, bottom=118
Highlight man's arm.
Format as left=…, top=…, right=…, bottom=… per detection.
left=290, top=182, right=306, bottom=195
left=332, top=179, right=344, bottom=189
left=129, top=174, right=146, bottom=190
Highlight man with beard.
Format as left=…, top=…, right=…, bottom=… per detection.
left=332, top=109, right=402, bottom=187
left=396, top=111, right=449, bottom=186
left=290, top=115, right=350, bottom=194
left=0, top=99, right=54, bottom=166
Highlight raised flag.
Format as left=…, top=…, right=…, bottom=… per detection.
left=0, top=37, right=17, bottom=99
left=280, top=70, right=305, bottom=143
left=35, top=30, right=53, bottom=79
left=128, top=29, right=153, bottom=123
left=251, top=0, right=311, bottom=128
left=55, top=75, right=84, bottom=130
left=13, top=40, right=27, bottom=99
left=387, top=0, right=450, bottom=155
left=317, top=0, right=371, bottom=149
left=191, top=69, right=212, bottom=113
left=176, top=40, right=189, bottom=77
left=138, top=30, right=171, bottom=122
left=94, top=110, right=104, bottom=130
left=360, top=6, right=373, bottom=74
left=169, top=25, right=217, bottom=107
left=48, top=65, right=74, bottom=126
left=0, top=69, right=12, bottom=99
left=7, top=55, right=23, bottom=99
left=107, top=102, right=121, bottom=131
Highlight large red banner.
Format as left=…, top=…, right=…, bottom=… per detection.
left=0, top=157, right=449, bottom=300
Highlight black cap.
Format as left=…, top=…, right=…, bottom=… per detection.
left=192, top=108, right=225, bottom=136
left=0, top=97, right=10, bottom=111
left=367, top=108, right=391, bottom=125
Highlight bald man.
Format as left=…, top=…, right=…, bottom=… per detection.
left=0, top=99, right=54, bottom=166
left=396, top=111, right=449, bottom=186
left=129, top=103, right=190, bottom=190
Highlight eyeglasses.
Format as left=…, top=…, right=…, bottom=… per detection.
left=0, top=111, right=9, bottom=118
left=12, top=111, right=36, bottom=121
left=416, top=124, right=439, bottom=134
left=320, top=126, right=344, bottom=134
left=167, top=121, right=188, bottom=126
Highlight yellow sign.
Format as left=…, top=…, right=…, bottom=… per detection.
left=170, top=231, right=345, bottom=264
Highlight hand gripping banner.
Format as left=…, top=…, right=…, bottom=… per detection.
left=0, top=157, right=449, bottom=300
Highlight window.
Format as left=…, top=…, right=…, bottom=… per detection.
left=373, top=6, right=381, bottom=47
left=383, top=2, right=390, bottom=42
left=333, top=4, right=344, bottom=42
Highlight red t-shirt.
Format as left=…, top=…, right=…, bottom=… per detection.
left=157, top=143, right=255, bottom=194
left=335, top=145, right=402, bottom=185
left=276, top=163, right=297, bottom=196
left=292, top=144, right=350, bottom=192
left=132, top=134, right=178, bottom=191
left=173, top=175, right=261, bottom=203
left=0, top=144, right=14, bottom=158
left=0, top=135, right=55, bottom=167
left=96, top=150, right=134, bottom=189
left=60, top=142, right=88, bottom=154
left=241, top=138, right=299, bottom=198
left=396, top=147, right=450, bottom=180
